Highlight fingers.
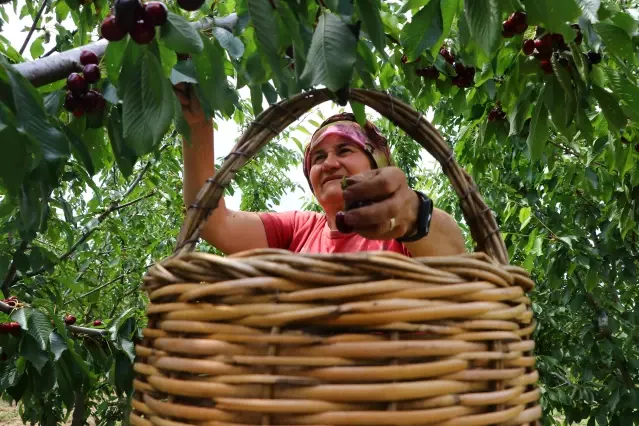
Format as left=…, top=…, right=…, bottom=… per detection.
left=343, top=167, right=405, bottom=204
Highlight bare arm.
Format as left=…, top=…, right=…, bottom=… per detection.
left=403, top=207, right=466, bottom=257
left=177, top=85, right=269, bottom=255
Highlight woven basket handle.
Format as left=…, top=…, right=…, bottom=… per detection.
left=174, top=88, right=508, bottom=264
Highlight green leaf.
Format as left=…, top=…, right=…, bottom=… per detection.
left=27, top=309, right=53, bottom=351
left=247, top=0, right=287, bottom=92
left=0, top=104, right=33, bottom=193
left=591, top=84, right=626, bottom=134
left=0, top=361, right=18, bottom=389
left=121, top=44, right=175, bottom=156
left=120, top=338, right=136, bottom=363
left=400, top=0, right=443, bottom=61
left=170, top=59, right=198, bottom=85
left=249, top=84, right=263, bottom=116
left=519, top=206, right=532, bottom=230
left=464, top=0, right=500, bottom=56
left=3, top=60, right=70, bottom=161
left=607, top=69, right=639, bottom=122
left=301, top=12, right=358, bottom=92
left=160, top=12, right=204, bottom=54
left=355, top=0, right=386, bottom=54
left=20, top=334, right=49, bottom=373
left=43, top=90, right=65, bottom=116
left=527, top=90, right=549, bottom=162
left=551, top=58, right=576, bottom=127
left=193, top=34, right=229, bottom=112
left=104, top=38, right=128, bottom=84
left=521, top=0, right=581, bottom=33
left=49, top=331, right=67, bottom=361
left=10, top=307, right=31, bottom=330
left=212, top=27, right=245, bottom=60
left=29, top=36, right=44, bottom=59
left=62, top=125, right=96, bottom=176
left=350, top=101, right=366, bottom=127
left=107, top=105, right=137, bottom=177
left=508, top=86, right=532, bottom=136
left=594, top=22, right=635, bottom=63
left=576, top=0, right=601, bottom=22
left=585, top=166, right=598, bottom=189
left=114, top=352, right=133, bottom=395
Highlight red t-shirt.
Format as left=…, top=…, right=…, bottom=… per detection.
left=258, top=210, right=411, bottom=256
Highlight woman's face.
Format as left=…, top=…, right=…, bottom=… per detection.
left=308, top=135, right=373, bottom=210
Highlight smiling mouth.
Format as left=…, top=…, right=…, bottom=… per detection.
left=322, top=175, right=344, bottom=185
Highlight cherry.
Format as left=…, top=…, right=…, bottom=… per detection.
left=67, top=73, right=87, bottom=95
left=439, top=47, right=454, bottom=64
left=571, top=24, right=583, bottom=45
left=101, top=16, right=127, bottom=42
left=82, top=90, right=103, bottom=113
left=9, top=322, right=20, bottom=336
left=143, top=2, right=167, bottom=26
left=540, top=59, right=553, bottom=74
left=130, top=20, right=155, bottom=44
left=4, top=300, right=15, bottom=307
left=586, top=51, right=602, bottom=65
left=64, top=315, right=77, bottom=325
left=552, top=33, right=568, bottom=51
left=93, top=320, right=103, bottom=326
left=488, top=106, right=506, bottom=122
left=535, top=34, right=553, bottom=56
left=502, top=27, right=515, bottom=38
left=80, top=50, right=99, bottom=66
left=335, top=211, right=353, bottom=234
left=83, top=63, right=100, bottom=84
left=115, top=0, right=142, bottom=33
left=523, top=39, right=535, bottom=55
left=64, top=93, right=78, bottom=112
left=177, top=0, right=205, bottom=11
left=73, top=108, right=84, bottom=118
left=416, top=66, right=439, bottom=80
left=509, top=12, right=528, bottom=34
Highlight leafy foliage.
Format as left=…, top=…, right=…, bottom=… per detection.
left=0, top=0, right=638, bottom=424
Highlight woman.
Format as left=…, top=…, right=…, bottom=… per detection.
left=177, top=86, right=466, bottom=257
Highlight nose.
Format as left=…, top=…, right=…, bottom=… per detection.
left=321, top=152, right=340, bottom=171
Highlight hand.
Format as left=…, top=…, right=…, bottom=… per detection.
left=173, top=83, right=210, bottom=127
left=337, top=167, right=420, bottom=241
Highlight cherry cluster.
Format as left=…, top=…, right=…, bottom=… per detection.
left=100, top=0, right=167, bottom=44
left=488, top=103, right=507, bottom=122
left=0, top=322, right=20, bottom=336
left=438, top=47, right=476, bottom=88
left=502, top=12, right=528, bottom=38
left=64, top=50, right=106, bottom=117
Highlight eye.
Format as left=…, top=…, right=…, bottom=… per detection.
left=312, top=153, right=326, bottom=164
left=339, top=147, right=353, bottom=154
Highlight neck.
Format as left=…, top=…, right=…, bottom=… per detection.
left=321, top=202, right=343, bottom=231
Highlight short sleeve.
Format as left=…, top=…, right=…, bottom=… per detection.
left=257, top=211, right=297, bottom=250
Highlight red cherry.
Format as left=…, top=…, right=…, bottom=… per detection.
left=100, top=15, right=127, bottom=42
left=177, top=0, right=205, bottom=11
left=67, top=73, right=87, bottom=95
left=523, top=39, right=535, bottom=55
left=93, top=320, right=103, bottom=326
left=64, top=91, right=79, bottom=112
left=9, top=322, right=20, bottom=336
left=82, top=90, right=102, bottom=112
left=5, top=300, right=15, bottom=307
left=143, top=2, right=168, bottom=26
left=80, top=50, right=99, bottom=66
left=509, top=12, right=528, bottom=34
left=439, top=48, right=454, bottom=64
left=130, top=20, right=155, bottom=44
left=552, top=33, right=568, bottom=50
left=64, top=315, right=77, bottom=325
left=540, top=59, right=553, bottom=74
left=73, top=108, right=84, bottom=118
left=83, top=64, right=100, bottom=84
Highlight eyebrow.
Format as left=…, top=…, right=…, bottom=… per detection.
left=312, top=143, right=352, bottom=156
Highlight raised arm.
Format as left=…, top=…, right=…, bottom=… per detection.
left=176, top=84, right=269, bottom=255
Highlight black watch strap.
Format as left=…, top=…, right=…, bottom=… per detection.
left=396, top=190, right=434, bottom=243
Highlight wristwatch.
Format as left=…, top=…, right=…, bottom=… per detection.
left=396, top=190, right=434, bottom=243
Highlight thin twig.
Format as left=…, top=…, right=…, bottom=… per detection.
left=64, top=264, right=152, bottom=305
left=19, top=0, right=48, bottom=55
left=548, top=140, right=605, bottom=168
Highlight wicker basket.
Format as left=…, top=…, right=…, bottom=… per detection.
left=130, top=89, right=541, bottom=426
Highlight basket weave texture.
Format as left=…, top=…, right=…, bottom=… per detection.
left=130, top=89, right=541, bottom=426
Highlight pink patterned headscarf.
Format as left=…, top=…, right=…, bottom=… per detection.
left=303, top=113, right=394, bottom=193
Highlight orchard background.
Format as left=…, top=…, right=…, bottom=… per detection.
left=0, top=0, right=638, bottom=424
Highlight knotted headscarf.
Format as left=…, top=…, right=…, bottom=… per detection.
left=302, top=113, right=394, bottom=192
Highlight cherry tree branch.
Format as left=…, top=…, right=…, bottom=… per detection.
left=13, top=14, right=238, bottom=87
left=19, top=0, right=48, bottom=55
left=0, top=301, right=106, bottom=336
